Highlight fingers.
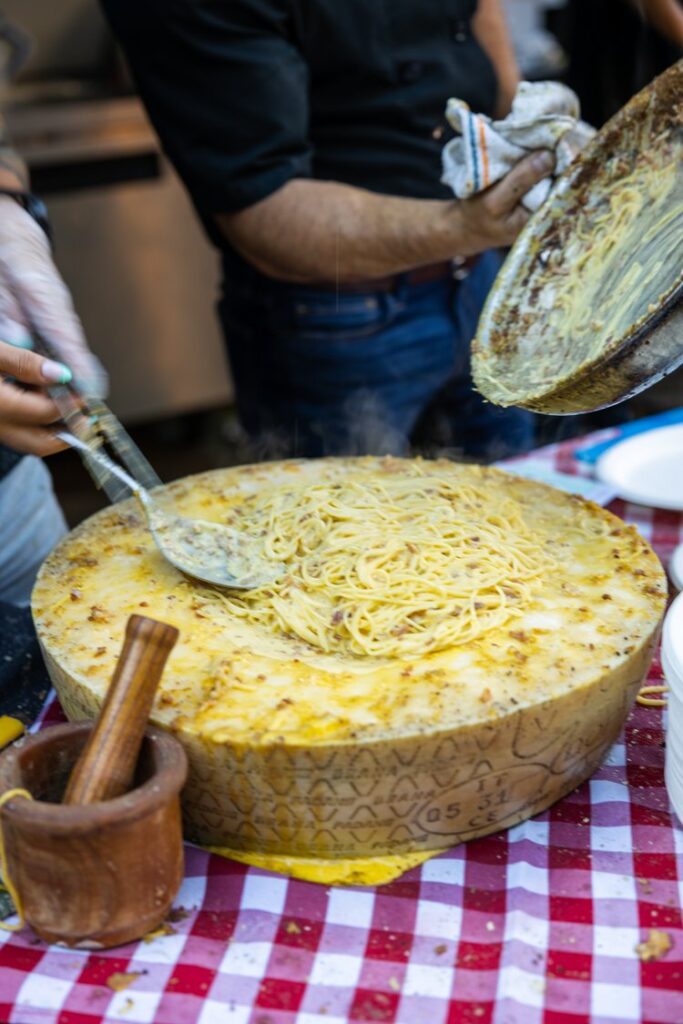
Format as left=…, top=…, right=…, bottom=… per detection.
left=455, top=149, right=553, bottom=255
left=0, top=376, right=62, bottom=426
left=0, top=302, right=73, bottom=459
left=503, top=204, right=530, bottom=241
left=486, top=151, right=554, bottom=216
left=0, top=338, right=72, bottom=387
left=0, top=423, right=67, bottom=457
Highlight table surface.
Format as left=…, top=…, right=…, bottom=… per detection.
left=1, top=433, right=682, bottom=1024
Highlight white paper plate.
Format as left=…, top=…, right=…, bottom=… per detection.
left=595, top=424, right=683, bottom=510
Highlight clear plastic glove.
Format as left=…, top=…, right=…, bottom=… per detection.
left=0, top=196, right=108, bottom=399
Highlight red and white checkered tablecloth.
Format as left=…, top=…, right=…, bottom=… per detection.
left=1, top=434, right=682, bottom=1024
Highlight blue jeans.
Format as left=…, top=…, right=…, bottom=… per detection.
left=218, top=250, right=535, bottom=460
left=0, top=457, right=67, bottom=606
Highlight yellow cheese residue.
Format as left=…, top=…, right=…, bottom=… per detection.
left=206, top=845, right=443, bottom=886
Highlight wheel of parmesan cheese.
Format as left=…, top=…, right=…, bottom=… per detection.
left=32, top=458, right=666, bottom=859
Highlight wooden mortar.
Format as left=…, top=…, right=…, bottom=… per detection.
left=0, top=616, right=188, bottom=948
left=0, top=722, right=187, bottom=947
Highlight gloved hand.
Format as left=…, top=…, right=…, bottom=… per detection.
left=0, top=195, right=107, bottom=399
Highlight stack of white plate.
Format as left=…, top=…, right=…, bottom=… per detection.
left=670, top=545, right=683, bottom=592
left=593, top=419, right=683, bottom=818
left=662, top=593, right=683, bottom=824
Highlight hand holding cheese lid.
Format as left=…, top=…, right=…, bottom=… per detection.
left=471, top=60, right=683, bottom=415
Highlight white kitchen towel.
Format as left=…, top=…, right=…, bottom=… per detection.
left=441, top=80, right=595, bottom=211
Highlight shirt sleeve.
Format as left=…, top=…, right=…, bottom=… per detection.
left=102, top=0, right=312, bottom=215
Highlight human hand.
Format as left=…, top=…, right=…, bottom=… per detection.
left=0, top=338, right=72, bottom=455
left=454, top=150, right=555, bottom=255
left=0, top=196, right=107, bottom=398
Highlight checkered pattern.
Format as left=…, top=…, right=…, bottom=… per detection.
left=1, top=434, right=682, bottom=1024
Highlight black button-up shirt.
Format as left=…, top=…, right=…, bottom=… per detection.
left=103, top=0, right=497, bottom=223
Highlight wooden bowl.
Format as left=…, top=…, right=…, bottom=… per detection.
left=0, top=722, right=187, bottom=948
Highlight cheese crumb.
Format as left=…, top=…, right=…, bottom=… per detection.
left=635, top=929, right=672, bottom=962
left=106, top=972, right=142, bottom=992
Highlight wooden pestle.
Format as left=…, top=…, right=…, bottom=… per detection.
left=63, top=614, right=179, bottom=805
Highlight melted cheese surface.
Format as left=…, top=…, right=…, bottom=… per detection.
left=33, top=458, right=666, bottom=748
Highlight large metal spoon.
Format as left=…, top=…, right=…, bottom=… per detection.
left=58, top=430, right=285, bottom=590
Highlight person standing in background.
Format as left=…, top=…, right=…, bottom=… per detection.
left=0, top=117, right=105, bottom=604
left=565, top=0, right=682, bottom=127
left=102, top=0, right=554, bottom=461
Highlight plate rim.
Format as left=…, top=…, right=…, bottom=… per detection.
left=670, top=544, right=683, bottom=591
left=595, top=423, right=683, bottom=510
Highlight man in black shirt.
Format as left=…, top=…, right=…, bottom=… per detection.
left=104, top=0, right=552, bottom=458
left=103, top=0, right=552, bottom=460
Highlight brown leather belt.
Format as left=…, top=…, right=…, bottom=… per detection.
left=322, top=256, right=479, bottom=293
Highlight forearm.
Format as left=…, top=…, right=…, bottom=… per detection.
left=217, top=179, right=469, bottom=284
left=636, top=0, right=683, bottom=46
left=472, top=0, right=519, bottom=118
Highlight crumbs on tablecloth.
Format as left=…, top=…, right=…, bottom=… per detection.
left=142, top=922, right=176, bottom=943
left=168, top=905, right=191, bottom=923
left=106, top=971, right=143, bottom=992
left=635, top=929, right=673, bottom=961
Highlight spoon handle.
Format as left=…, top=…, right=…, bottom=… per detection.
left=63, top=615, right=179, bottom=805
left=56, top=430, right=145, bottom=501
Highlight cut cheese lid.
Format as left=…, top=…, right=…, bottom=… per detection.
left=472, top=60, right=683, bottom=416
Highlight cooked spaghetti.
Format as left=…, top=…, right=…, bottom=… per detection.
left=538, top=161, right=681, bottom=385
left=215, top=466, right=555, bottom=659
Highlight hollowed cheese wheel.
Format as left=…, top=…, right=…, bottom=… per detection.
left=32, top=458, right=666, bottom=858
